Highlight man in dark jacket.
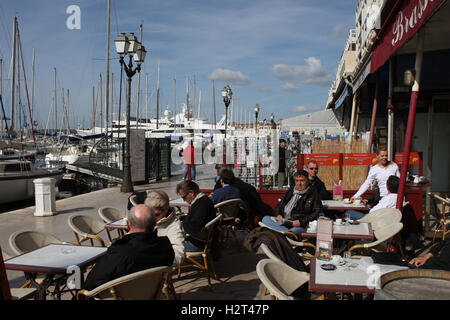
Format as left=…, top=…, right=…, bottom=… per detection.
left=177, top=180, right=216, bottom=252
left=210, top=168, right=241, bottom=205
left=213, top=168, right=273, bottom=223
left=262, top=170, right=324, bottom=237
left=83, top=204, right=174, bottom=291
left=414, top=238, right=450, bottom=271
left=306, top=160, right=331, bottom=200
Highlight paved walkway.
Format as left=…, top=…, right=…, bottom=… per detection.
left=1, top=164, right=269, bottom=300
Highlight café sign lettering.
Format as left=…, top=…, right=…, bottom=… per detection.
left=392, top=0, right=434, bottom=46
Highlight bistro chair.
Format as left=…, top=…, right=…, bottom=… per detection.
left=430, top=193, right=450, bottom=243
left=76, top=266, right=172, bottom=300
left=357, top=208, right=402, bottom=232
left=68, top=215, right=107, bottom=247
left=7, top=231, right=73, bottom=296
left=256, top=259, right=310, bottom=300
left=98, top=206, right=126, bottom=239
left=214, top=198, right=250, bottom=245
left=177, top=214, right=222, bottom=289
left=348, top=222, right=403, bottom=256
left=8, top=230, right=67, bottom=256
left=129, top=195, right=138, bottom=207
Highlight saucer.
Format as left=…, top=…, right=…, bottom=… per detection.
left=320, top=264, right=337, bottom=271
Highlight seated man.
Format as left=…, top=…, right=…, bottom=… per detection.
left=414, top=238, right=450, bottom=271
left=210, top=168, right=241, bottom=205
left=83, top=204, right=174, bottom=291
left=261, top=170, right=324, bottom=237
left=213, top=168, right=273, bottom=223
left=145, top=191, right=185, bottom=266
left=176, top=180, right=216, bottom=252
left=346, top=175, right=400, bottom=221
left=305, top=160, right=331, bottom=200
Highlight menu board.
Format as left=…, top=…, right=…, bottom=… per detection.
left=316, top=217, right=333, bottom=261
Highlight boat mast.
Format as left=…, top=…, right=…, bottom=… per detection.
left=186, top=76, right=190, bottom=122
left=92, top=86, right=95, bottom=134
left=145, top=73, right=148, bottom=125
left=31, top=48, right=35, bottom=121
left=135, top=23, right=143, bottom=129
left=54, top=67, right=57, bottom=133
left=156, top=59, right=160, bottom=129
left=212, top=80, right=216, bottom=129
left=99, top=73, right=103, bottom=135
left=10, top=17, right=17, bottom=133
left=105, top=0, right=111, bottom=138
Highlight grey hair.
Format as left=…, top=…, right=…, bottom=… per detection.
left=128, top=204, right=156, bottom=232
left=145, top=191, right=169, bottom=211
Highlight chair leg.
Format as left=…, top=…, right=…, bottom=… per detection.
left=202, top=254, right=211, bottom=288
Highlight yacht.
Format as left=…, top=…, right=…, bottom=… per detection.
left=0, top=159, right=63, bottom=204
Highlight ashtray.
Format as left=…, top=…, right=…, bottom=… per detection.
left=320, top=264, right=337, bottom=271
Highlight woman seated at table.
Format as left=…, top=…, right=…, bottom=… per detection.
left=261, top=170, right=324, bottom=238
left=145, top=191, right=185, bottom=266
left=350, top=147, right=400, bottom=207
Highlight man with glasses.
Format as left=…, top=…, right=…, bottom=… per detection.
left=306, top=160, right=331, bottom=200
left=176, top=180, right=216, bottom=252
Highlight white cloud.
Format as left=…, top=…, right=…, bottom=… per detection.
left=280, top=82, right=300, bottom=92
left=206, top=68, right=250, bottom=85
left=257, top=86, right=272, bottom=93
left=329, top=23, right=345, bottom=39
left=290, top=105, right=321, bottom=114
left=272, top=57, right=332, bottom=88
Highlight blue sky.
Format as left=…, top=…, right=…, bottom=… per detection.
left=0, top=0, right=356, bottom=129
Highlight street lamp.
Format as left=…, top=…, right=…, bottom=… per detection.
left=115, top=32, right=147, bottom=193
left=221, top=85, right=232, bottom=138
left=254, top=104, right=260, bottom=133
left=270, top=113, right=275, bottom=129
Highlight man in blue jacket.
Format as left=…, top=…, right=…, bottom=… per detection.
left=210, top=168, right=241, bottom=205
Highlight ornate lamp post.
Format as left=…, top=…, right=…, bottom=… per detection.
left=270, top=112, right=276, bottom=129
left=115, top=32, right=147, bottom=193
left=221, top=85, right=232, bottom=138
left=254, top=104, right=260, bottom=133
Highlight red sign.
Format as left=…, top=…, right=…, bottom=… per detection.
left=303, top=154, right=340, bottom=166
left=371, top=0, right=445, bottom=73
left=343, top=153, right=378, bottom=166
left=395, top=152, right=421, bottom=165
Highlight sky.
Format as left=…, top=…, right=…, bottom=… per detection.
left=0, top=0, right=357, bottom=130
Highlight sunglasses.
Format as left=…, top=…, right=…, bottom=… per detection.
left=308, top=167, right=319, bottom=170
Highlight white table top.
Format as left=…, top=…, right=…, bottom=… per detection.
left=170, top=198, right=190, bottom=207
left=322, top=200, right=367, bottom=210
left=311, top=257, right=408, bottom=293
left=110, top=218, right=127, bottom=227
left=5, top=244, right=107, bottom=273
left=305, top=222, right=374, bottom=240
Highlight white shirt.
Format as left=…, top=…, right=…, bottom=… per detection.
left=353, top=162, right=400, bottom=199
left=369, top=193, right=398, bottom=213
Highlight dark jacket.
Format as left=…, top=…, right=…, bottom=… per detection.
left=210, top=185, right=241, bottom=205
left=83, top=232, right=174, bottom=291
left=422, top=239, right=450, bottom=271
left=274, top=186, right=324, bottom=228
left=278, top=146, right=286, bottom=172
left=183, top=194, right=216, bottom=248
left=310, top=176, right=332, bottom=200
left=214, top=177, right=272, bottom=218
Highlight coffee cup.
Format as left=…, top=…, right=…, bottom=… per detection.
left=354, top=199, right=362, bottom=205
left=335, top=218, right=342, bottom=225
left=332, top=255, right=343, bottom=265
left=343, top=198, right=351, bottom=204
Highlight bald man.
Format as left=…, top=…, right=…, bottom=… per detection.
left=84, top=204, right=174, bottom=291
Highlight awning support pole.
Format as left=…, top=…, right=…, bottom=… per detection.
left=396, top=29, right=425, bottom=210
left=367, top=71, right=380, bottom=152
left=387, top=57, right=395, bottom=161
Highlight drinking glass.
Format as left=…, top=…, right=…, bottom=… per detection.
left=345, top=211, right=351, bottom=224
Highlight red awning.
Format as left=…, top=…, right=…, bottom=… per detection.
left=370, top=0, right=446, bottom=73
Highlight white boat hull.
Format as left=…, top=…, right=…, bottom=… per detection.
left=0, top=170, right=63, bottom=205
